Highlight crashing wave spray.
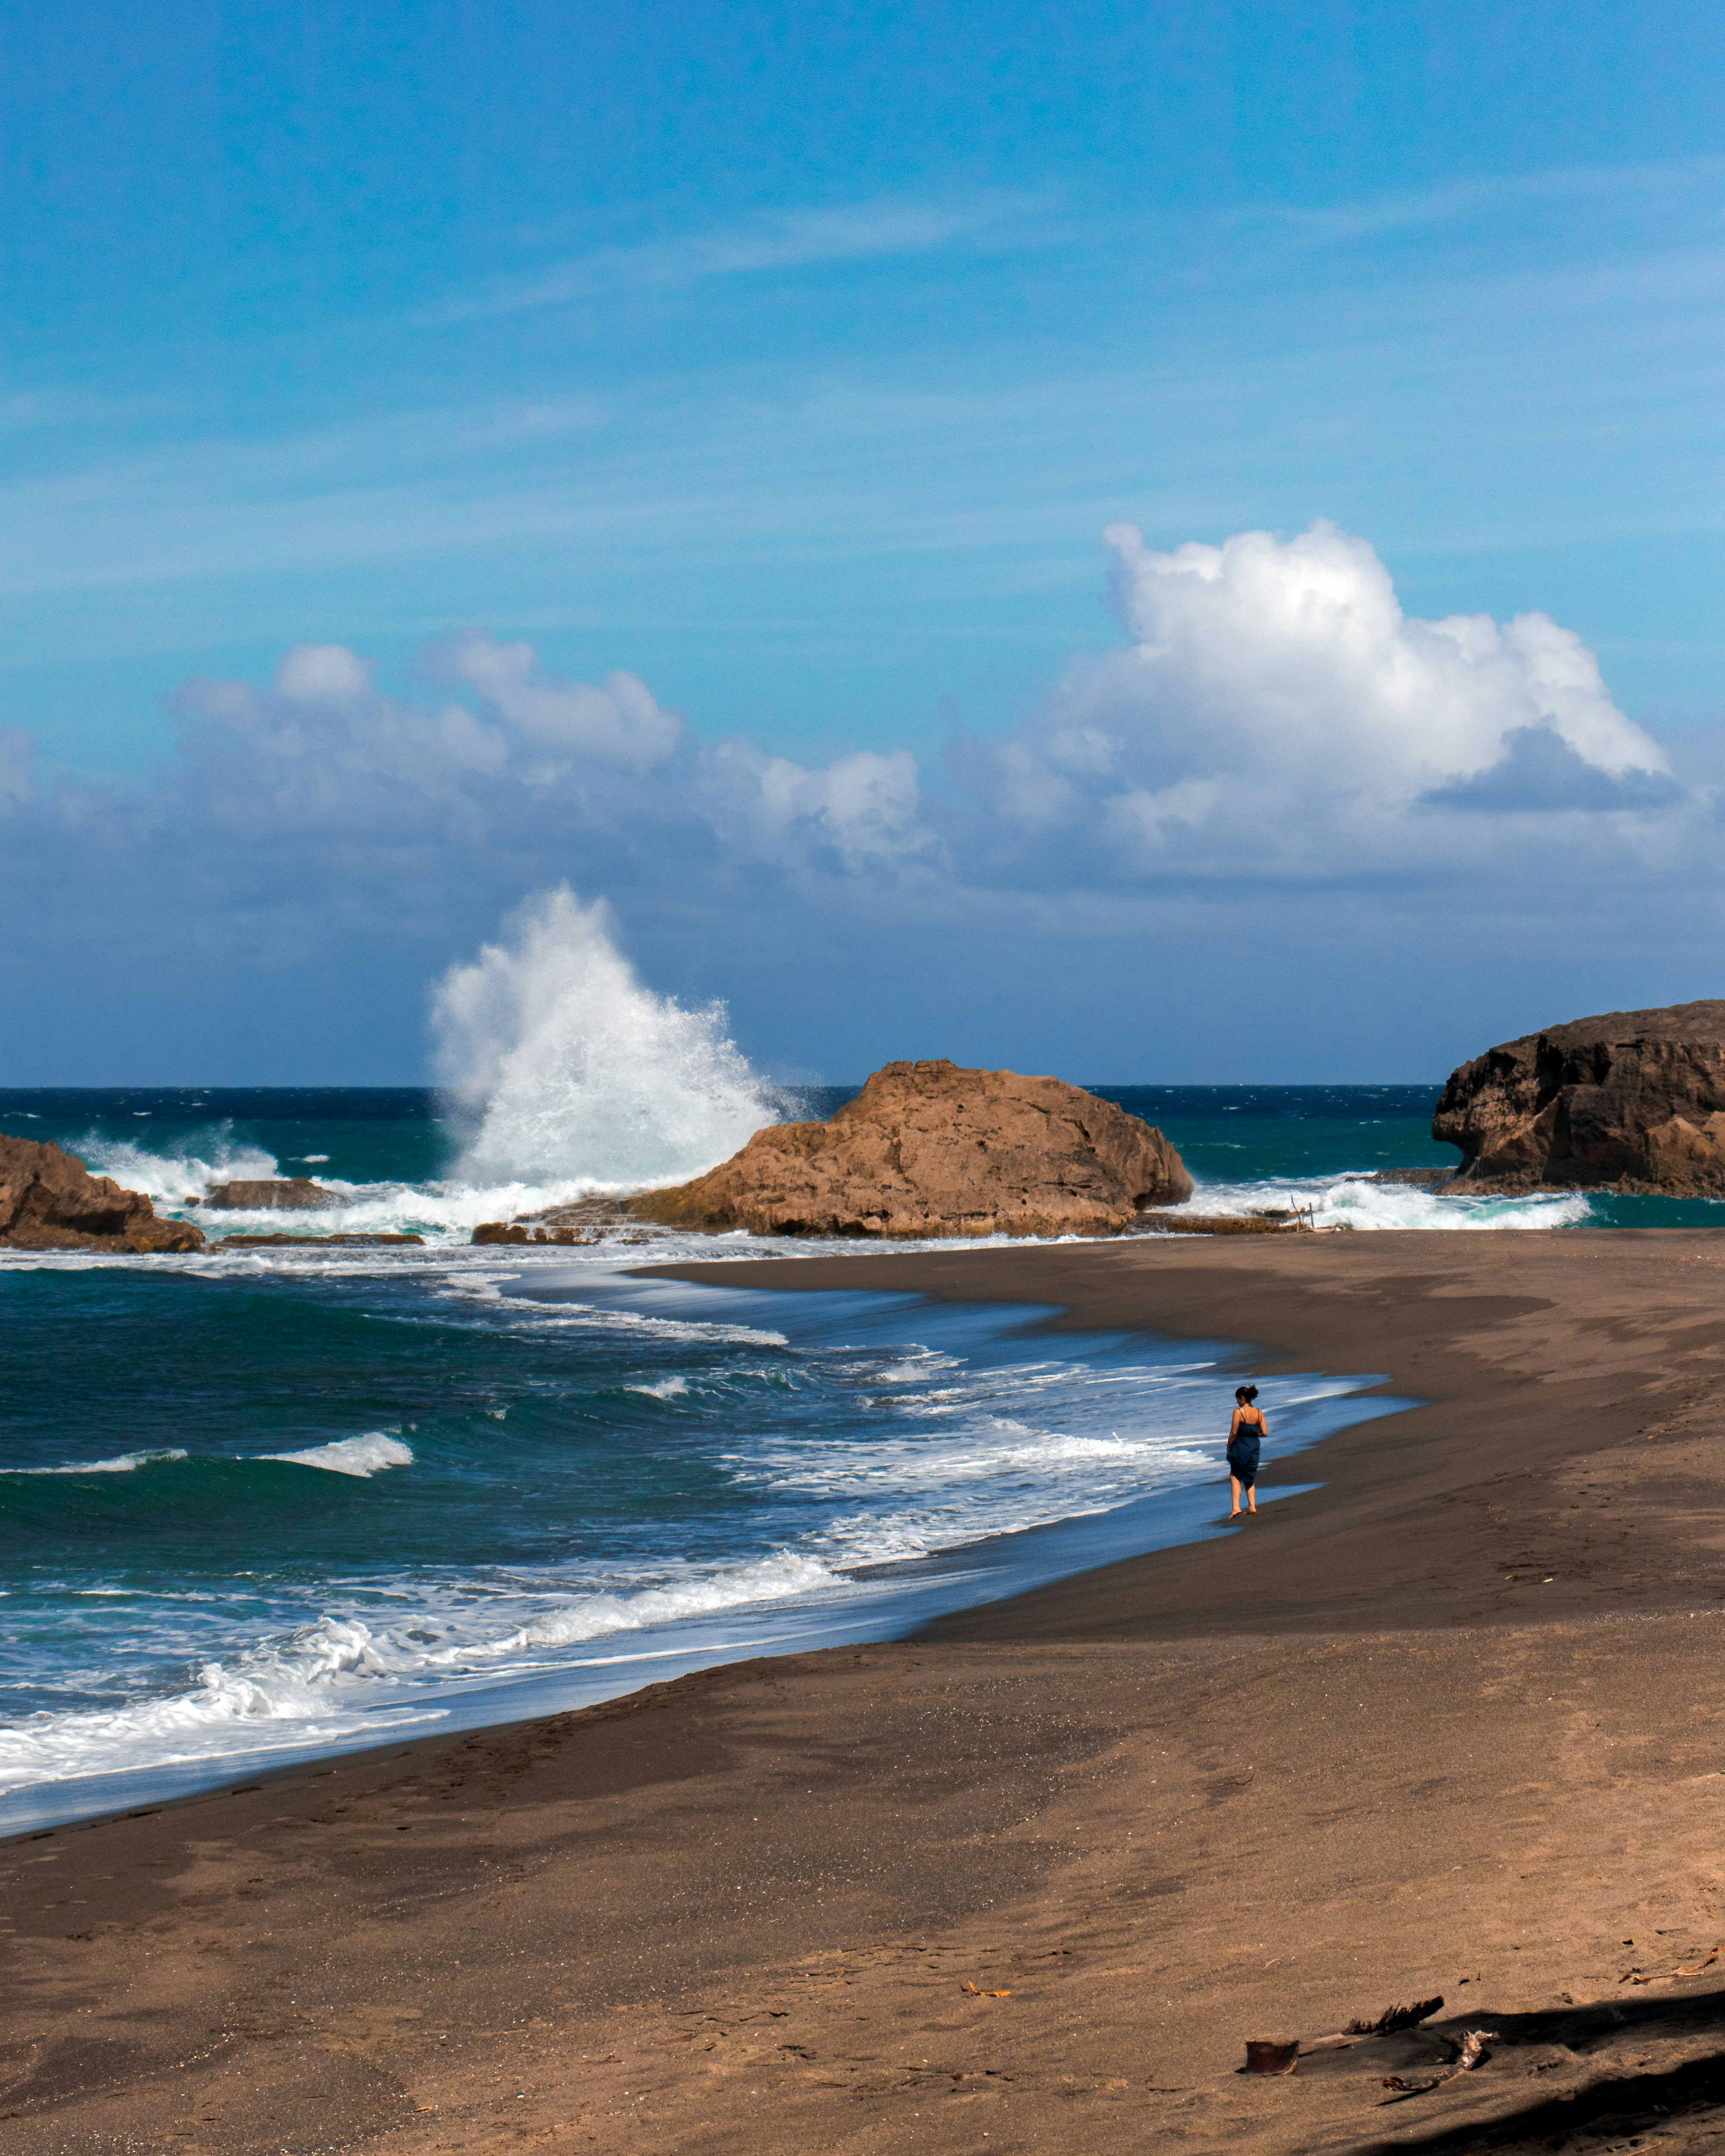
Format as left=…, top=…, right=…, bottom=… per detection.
left=430, top=887, right=784, bottom=1189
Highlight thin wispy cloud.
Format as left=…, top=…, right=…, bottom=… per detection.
left=1239, top=154, right=1725, bottom=250
left=12, top=225, right=1725, bottom=616
left=0, top=395, right=615, bottom=597
left=428, top=191, right=1055, bottom=323
left=0, top=388, right=167, bottom=434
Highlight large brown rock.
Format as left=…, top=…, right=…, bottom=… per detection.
left=203, top=1178, right=339, bottom=1210
left=631, top=1060, right=1193, bottom=1239
left=1434, top=1001, right=1725, bottom=1193
left=0, top=1137, right=206, bottom=1253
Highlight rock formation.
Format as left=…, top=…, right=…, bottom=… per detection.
left=1434, top=1000, right=1725, bottom=1193
left=630, top=1060, right=1193, bottom=1239
left=203, top=1178, right=339, bottom=1210
left=0, top=1136, right=206, bottom=1253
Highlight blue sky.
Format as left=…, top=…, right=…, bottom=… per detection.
left=5, top=1, right=1725, bottom=1084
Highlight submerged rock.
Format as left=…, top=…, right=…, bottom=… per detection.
left=630, top=1059, right=1193, bottom=1239
left=472, top=1198, right=640, bottom=1246
left=0, top=1136, right=206, bottom=1253
left=472, top=1223, right=608, bottom=1246
left=214, top=1232, right=424, bottom=1247
left=203, top=1178, right=340, bottom=1210
left=1434, top=1000, right=1725, bottom=1193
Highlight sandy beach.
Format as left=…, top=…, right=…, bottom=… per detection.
left=9, top=1228, right=1725, bottom=2154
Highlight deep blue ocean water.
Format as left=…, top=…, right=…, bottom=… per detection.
left=2, top=1081, right=1716, bottom=1830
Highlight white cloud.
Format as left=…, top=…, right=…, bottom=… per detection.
left=1104, top=779, right=1219, bottom=849
left=945, top=520, right=1679, bottom=885
left=11, top=520, right=1698, bottom=909
left=176, top=649, right=513, bottom=809
left=135, top=630, right=935, bottom=902
left=1, top=519, right=1712, bottom=1050
left=704, top=741, right=933, bottom=870
left=1099, top=519, right=1664, bottom=790
left=435, top=632, right=684, bottom=772
left=274, top=643, right=373, bottom=703
left=23, top=523, right=1693, bottom=909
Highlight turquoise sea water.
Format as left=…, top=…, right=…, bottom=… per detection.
left=1, top=1081, right=1715, bottom=1830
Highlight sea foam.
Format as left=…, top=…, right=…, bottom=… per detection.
left=0, top=1551, right=845, bottom=1792
left=259, top=1434, right=414, bottom=1477
left=0, top=1448, right=190, bottom=1476
left=1179, top=1174, right=1592, bottom=1232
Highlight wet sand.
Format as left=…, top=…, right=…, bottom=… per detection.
left=8, top=1229, right=1725, bottom=2154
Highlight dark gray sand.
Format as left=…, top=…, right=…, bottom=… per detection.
left=9, top=1229, right=1725, bottom=2155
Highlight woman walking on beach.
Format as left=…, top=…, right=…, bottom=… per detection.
left=1227, top=1385, right=1267, bottom=1520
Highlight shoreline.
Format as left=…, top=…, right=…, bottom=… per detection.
left=10, top=1228, right=1725, bottom=2153
left=650, top=1226, right=1724, bottom=1637
left=0, top=1269, right=1394, bottom=1836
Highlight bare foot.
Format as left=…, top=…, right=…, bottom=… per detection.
left=1227, top=1510, right=1243, bottom=1520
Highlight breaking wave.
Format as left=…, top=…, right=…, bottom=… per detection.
left=70, top=1130, right=279, bottom=1207
left=259, top=1434, right=414, bottom=1478
left=0, top=1549, right=845, bottom=1793
left=0, top=1448, right=189, bottom=1476
left=1181, top=1174, right=1593, bottom=1232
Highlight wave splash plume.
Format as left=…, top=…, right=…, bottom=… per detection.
left=431, top=886, right=784, bottom=1192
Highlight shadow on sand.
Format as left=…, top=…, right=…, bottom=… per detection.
left=1354, top=1988, right=1725, bottom=2153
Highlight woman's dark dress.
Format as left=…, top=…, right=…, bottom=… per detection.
left=1227, top=1410, right=1264, bottom=1488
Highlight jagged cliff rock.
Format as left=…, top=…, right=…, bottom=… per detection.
left=630, top=1060, right=1193, bottom=1239
left=1434, top=1001, right=1725, bottom=1193
left=203, top=1178, right=339, bottom=1210
left=0, top=1136, right=206, bottom=1252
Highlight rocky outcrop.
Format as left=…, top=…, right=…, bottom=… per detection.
left=0, top=1137, right=206, bottom=1253
left=630, top=1060, right=1193, bottom=1239
left=203, top=1178, right=339, bottom=1210
left=1434, top=1001, right=1725, bottom=1193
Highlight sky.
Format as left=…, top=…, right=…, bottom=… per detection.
left=5, top=0, right=1725, bottom=1084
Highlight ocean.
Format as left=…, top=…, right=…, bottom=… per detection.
left=3, top=1078, right=1715, bottom=1833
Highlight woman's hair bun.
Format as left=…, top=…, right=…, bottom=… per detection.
left=1236, top=1384, right=1259, bottom=1402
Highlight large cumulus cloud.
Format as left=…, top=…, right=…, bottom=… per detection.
left=951, top=520, right=1685, bottom=888
left=2, top=520, right=1719, bottom=1081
